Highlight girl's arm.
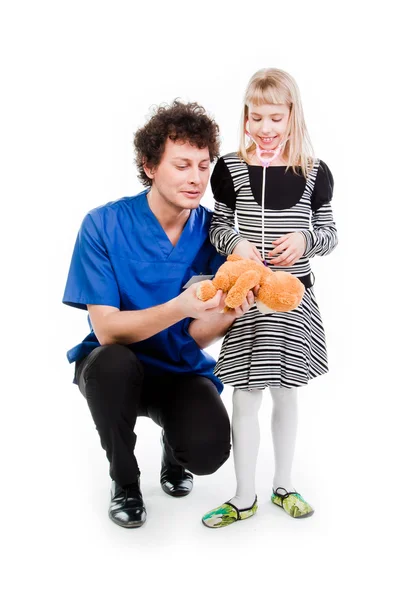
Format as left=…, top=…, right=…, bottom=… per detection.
left=209, top=157, right=243, bottom=256
left=209, top=200, right=243, bottom=256
left=301, top=160, right=338, bottom=258
left=301, top=204, right=338, bottom=258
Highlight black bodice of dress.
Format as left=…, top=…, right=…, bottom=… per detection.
left=211, top=156, right=334, bottom=213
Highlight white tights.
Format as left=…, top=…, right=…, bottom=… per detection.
left=229, top=387, right=298, bottom=509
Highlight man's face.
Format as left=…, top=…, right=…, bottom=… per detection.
left=146, top=139, right=211, bottom=211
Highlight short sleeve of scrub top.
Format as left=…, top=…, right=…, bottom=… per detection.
left=63, top=212, right=121, bottom=310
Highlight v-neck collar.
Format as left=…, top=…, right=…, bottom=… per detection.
left=141, top=192, right=196, bottom=260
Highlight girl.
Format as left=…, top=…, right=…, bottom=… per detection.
left=202, top=68, right=338, bottom=528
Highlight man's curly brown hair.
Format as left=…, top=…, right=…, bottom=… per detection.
left=134, top=100, right=220, bottom=187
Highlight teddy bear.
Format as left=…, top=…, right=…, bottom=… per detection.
left=196, top=254, right=305, bottom=313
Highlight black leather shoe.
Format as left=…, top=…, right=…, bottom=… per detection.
left=160, top=432, right=193, bottom=497
left=108, top=479, right=147, bottom=528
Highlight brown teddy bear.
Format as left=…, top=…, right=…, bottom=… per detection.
left=197, top=255, right=305, bottom=313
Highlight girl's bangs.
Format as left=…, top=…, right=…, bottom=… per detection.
left=247, top=82, right=288, bottom=107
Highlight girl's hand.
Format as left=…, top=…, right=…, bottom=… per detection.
left=269, top=232, right=306, bottom=267
left=232, top=239, right=263, bottom=264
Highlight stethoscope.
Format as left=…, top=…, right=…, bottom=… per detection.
left=245, top=129, right=288, bottom=266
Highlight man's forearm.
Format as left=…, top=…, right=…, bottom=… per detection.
left=188, top=311, right=237, bottom=349
left=98, top=298, right=186, bottom=345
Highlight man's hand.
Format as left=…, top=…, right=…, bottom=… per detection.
left=232, top=239, right=263, bottom=264
left=269, top=232, right=306, bottom=267
left=187, top=288, right=258, bottom=349
left=174, top=284, right=227, bottom=320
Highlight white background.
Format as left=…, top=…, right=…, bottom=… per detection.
left=1, top=1, right=399, bottom=598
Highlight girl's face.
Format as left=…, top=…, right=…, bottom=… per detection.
left=247, top=102, right=290, bottom=151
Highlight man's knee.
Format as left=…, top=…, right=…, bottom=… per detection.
left=174, top=440, right=231, bottom=476
left=83, top=344, right=144, bottom=383
left=79, top=345, right=143, bottom=425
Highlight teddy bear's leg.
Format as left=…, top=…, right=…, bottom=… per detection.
left=196, top=280, right=218, bottom=301
left=225, top=271, right=261, bottom=309
left=196, top=271, right=231, bottom=301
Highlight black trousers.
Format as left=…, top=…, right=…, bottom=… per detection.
left=75, top=344, right=231, bottom=487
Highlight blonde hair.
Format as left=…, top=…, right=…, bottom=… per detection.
left=238, top=68, right=314, bottom=177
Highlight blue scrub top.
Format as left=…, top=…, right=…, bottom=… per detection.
left=62, top=190, right=225, bottom=393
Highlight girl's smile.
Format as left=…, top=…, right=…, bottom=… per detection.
left=258, top=134, right=279, bottom=149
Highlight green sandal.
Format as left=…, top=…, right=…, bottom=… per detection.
left=271, top=487, right=314, bottom=518
left=202, top=497, right=258, bottom=528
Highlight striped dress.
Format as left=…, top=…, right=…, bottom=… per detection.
left=210, top=152, right=338, bottom=389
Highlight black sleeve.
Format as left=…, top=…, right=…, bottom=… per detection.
left=311, top=160, right=334, bottom=212
left=210, top=157, right=236, bottom=211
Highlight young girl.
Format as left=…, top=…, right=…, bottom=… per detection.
left=202, top=68, right=338, bottom=528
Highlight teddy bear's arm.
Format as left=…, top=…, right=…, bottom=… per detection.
left=225, top=270, right=261, bottom=309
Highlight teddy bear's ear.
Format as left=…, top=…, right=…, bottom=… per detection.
left=227, top=254, right=243, bottom=262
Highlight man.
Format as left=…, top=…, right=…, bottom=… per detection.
left=63, top=100, right=255, bottom=528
